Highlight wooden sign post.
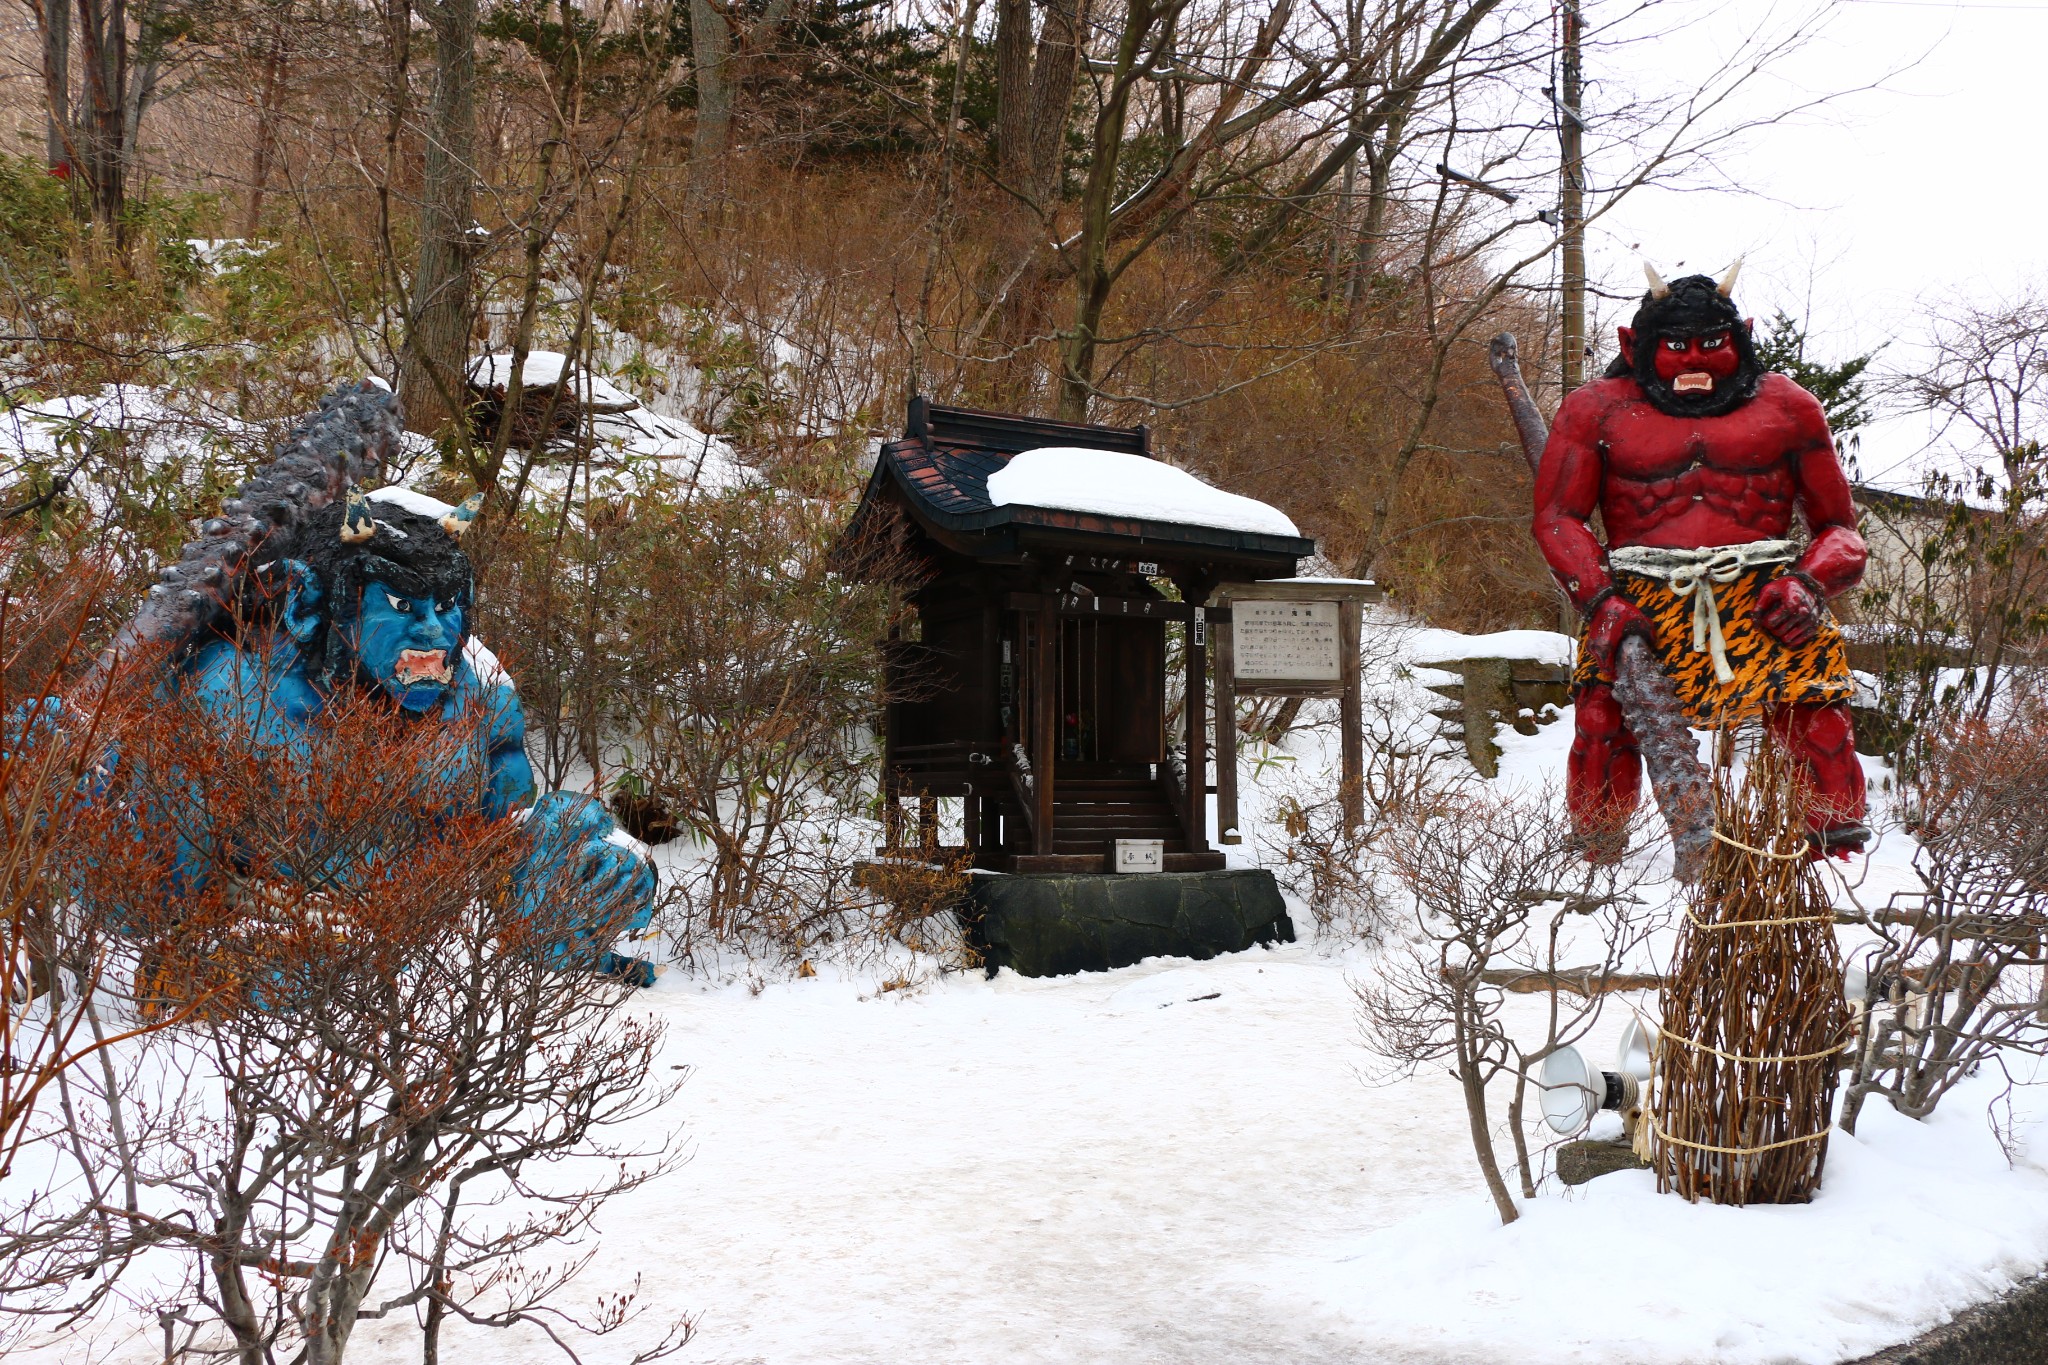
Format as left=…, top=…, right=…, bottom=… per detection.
left=1209, top=579, right=1383, bottom=842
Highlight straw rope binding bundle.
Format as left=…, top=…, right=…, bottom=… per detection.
left=1648, top=738, right=1848, bottom=1204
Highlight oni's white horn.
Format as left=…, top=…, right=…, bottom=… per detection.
left=440, top=491, right=484, bottom=539
left=1643, top=261, right=1672, bottom=300
left=1717, top=255, right=1744, bottom=298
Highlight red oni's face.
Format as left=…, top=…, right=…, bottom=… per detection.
left=1618, top=323, right=1748, bottom=398
left=1652, top=330, right=1740, bottom=395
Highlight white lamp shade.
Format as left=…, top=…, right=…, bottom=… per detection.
left=1539, top=1045, right=1601, bottom=1136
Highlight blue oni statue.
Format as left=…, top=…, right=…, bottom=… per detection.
left=37, top=383, right=659, bottom=987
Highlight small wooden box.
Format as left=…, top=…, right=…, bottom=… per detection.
left=1115, top=839, right=1163, bottom=874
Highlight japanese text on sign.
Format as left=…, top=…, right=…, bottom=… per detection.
left=1233, top=600, right=1340, bottom=682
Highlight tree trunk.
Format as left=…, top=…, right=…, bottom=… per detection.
left=245, top=29, right=289, bottom=236
left=120, top=0, right=164, bottom=191
left=976, top=0, right=1089, bottom=401
left=75, top=0, right=128, bottom=236
left=305, top=1243, right=383, bottom=1365
left=38, top=0, right=72, bottom=176
left=1456, top=1015, right=1520, bottom=1224
left=398, top=0, right=479, bottom=439
left=1024, top=0, right=1087, bottom=200
left=687, top=0, right=733, bottom=206
left=1054, top=0, right=1146, bottom=422
left=993, top=0, right=1031, bottom=184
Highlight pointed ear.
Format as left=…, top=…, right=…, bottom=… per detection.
left=1744, top=317, right=1755, bottom=337
left=281, top=560, right=323, bottom=644
left=1617, top=327, right=1636, bottom=368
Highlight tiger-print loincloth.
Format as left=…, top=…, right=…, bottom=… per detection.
left=1571, top=562, right=1854, bottom=728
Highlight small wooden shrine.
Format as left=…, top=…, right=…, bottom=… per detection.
left=837, top=398, right=1316, bottom=875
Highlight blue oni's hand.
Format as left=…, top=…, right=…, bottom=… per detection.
left=511, top=792, right=658, bottom=975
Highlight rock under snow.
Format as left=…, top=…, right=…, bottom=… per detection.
left=468, top=349, right=574, bottom=392
left=1409, top=627, right=1578, bottom=671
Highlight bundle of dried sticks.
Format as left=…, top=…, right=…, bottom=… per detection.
left=1649, top=740, right=1849, bottom=1204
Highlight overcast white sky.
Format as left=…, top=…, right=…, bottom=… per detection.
left=1563, top=0, right=2048, bottom=489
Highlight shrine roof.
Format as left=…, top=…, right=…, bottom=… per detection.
left=843, top=399, right=1315, bottom=569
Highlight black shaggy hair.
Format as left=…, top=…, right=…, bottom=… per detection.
left=250, top=498, right=474, bottom=689
left=1602, top=272, right=1763, bottom=419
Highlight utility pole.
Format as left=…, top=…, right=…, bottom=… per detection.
left=1559, top=0, right=1586, bottom=394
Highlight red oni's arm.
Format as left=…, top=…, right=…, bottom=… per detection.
left=1531, top=387, right=1614, bottom=610
left=1785, top=387, right=1867, bottom=596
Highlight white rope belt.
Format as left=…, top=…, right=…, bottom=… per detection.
left=1608, top=540, right=1797, bottom=685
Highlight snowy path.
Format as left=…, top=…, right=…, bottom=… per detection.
left=333, top=945, right=2047, bottom=1365
left=438, top=948, right=1480, bottom=1365
left=38, top=935, right=2048, bottom=1365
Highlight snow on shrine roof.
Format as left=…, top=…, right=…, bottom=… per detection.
left=845, top=400, right=1315, bottom=566
left=987, top=447, right=1299, bottom=538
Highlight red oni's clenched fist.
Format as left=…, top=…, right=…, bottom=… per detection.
left=1531, top=262, right=1870, bottom=857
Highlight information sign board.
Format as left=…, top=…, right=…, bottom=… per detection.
left=1233, top=600, right=1341, bottom=682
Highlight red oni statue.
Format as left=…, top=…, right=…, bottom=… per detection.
left=1532, top=261, right=1869, bottom=854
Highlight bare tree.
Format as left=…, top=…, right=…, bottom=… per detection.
left=0, top=539, right=212, bottom=1345
left=686, top=0, right=801, bottom=204
left=4, top=659, right=684, bottom=1363
left=1839, top=689, right=2048, bottom=1135
left=1868, top=285, right=2048, bottom=734
left=1359, top=783, right=1655, bottom=1223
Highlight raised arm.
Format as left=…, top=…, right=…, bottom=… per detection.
left=479, top=677, right=537, bottom=821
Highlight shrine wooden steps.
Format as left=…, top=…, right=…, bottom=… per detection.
left=1050, top=777, right=1185, bottom=852
left=979, top=770, right=1226, bottom=873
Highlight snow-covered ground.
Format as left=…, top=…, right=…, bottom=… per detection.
left=332, top=948, right=2048, bottom=1365
left=27, top=625, right=2048, bottom=1365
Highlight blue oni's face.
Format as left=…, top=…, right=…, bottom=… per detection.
left=348, top=579, right=467, bottom=712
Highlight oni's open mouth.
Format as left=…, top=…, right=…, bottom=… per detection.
left=395, top=648, right=453, bottom=686
left=1672, top=372, right=1715, bottom=394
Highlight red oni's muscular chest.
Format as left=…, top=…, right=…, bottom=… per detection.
left=1588, top=377, right=1812, bottom=548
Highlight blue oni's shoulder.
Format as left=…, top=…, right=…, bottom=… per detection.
left=451, top=640, right=535, bottom=818
left=182, top=632, right=324, bottom=739
left=449, top=642, right=526, bottom=744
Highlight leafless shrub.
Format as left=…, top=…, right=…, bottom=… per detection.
left=0, top=533, right=213, bottom=1343
left=4, top=655, right=686, bottom=1364
left=1357, top=784, right=1658, bottom=1223
left=854, top=816, right=976, bottom=961
left=1840, top=693, right=2048, bottom=1137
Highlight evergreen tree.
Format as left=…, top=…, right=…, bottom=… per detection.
left=1754, top=312, right=1877, bottom=468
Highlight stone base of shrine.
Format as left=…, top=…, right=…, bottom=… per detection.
left=966, top=868, right=1293, bottom=978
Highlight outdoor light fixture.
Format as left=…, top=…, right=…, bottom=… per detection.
left=1539, top=1017, right=1656, bottom=1137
